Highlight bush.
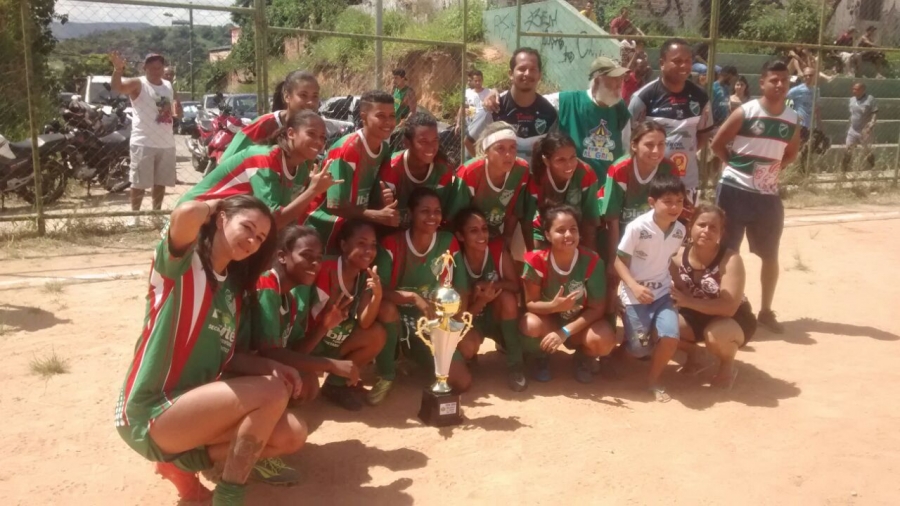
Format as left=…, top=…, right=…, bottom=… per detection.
left=738, top=0, right=820, bottom=45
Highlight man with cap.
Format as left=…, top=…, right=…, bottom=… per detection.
left=110, top=52, right=178, bottom=227
left=545, top=56, right=632, bottom=183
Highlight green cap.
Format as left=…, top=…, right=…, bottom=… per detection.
left=589, top=56, right=629, bottom=78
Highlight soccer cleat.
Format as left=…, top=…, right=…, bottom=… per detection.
left=757, top=310, right=785, bottom=334
left=507, top=368, right=528, bottom=392
left=154, top=462, right=212, bottom=502
left=250, top=457, right=301, bottom=487
left=532, top=356, right=552, bottom=383
left=366, top=378, right=395, bottom=406
left=573, top=352, right=594, bottom=384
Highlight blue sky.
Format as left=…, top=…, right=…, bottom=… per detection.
left=56, top=0, right=235, bottom=26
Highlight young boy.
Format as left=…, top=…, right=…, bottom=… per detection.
left=304, top=90, right=399, bottom=248
left=460, top=69, right=494, bottom=157
left=614, top=174, right=686, bottom=403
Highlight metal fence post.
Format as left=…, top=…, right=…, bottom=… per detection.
left=515, top=0, right=521, bottom=49
left=20, top=0, right=45, bottom=235
left=253, top=0, right=267, bottom=114
left=801, top=0, right=830, bottom=187
left=375, top=0, right=383, bottom=91
left=461, top=0, right=469, bottom=159
left=700, top=0, right=719, bottom=196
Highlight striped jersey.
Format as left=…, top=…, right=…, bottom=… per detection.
left=221, top=111, right=283, bottom=161
left=179, top=145, right=310, bottom=214
left=452, top=239, right=505, bottom=299
left=379, top=150, right=466, bottom=229
left=304, top=130, right=391, bottom=246
left=310, top=257, right=368, bottom=349
left=457, top=157, right=530, bottom=238
left=600, top=155, right=678, bottom=231
left=527, top=160, right=600, bottom=242
left=721, top=99, right=798, bottom=195
left=115, top=238, right=240, bottom=428
left=628, top=78, right=713, bottom=190
left=244, top=269, right=307, bottom=351
left=376, top=230, right=459, bottom=309
left=522, top=247, right=606, bottom=322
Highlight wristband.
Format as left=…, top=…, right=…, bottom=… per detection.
left=560, top=326, right=571, bottom=341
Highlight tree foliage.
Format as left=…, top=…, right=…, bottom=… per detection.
left=737, top=0, right=821, bottom=45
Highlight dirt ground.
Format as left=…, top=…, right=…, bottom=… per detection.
left=1, top=205, right=899, bottom=506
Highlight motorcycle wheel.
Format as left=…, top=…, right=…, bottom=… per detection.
left=104, top=156, right=131, bottom=193
left=19, top=158, right=68, bottom=205
left=191, top=154, right=204, bottom=172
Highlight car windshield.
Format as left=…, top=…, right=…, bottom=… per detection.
left=229, top=96, right=258, bottom=116
left=205, top=96, right=219, bottom=109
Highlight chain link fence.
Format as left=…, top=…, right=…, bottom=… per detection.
left=3, top=0, right=899, bottom=236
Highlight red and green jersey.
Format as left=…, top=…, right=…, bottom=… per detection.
left=379, top=150, right=469, bottom=229
left=600, top=155, right=678, bottom=233
left=452, top=239, right=505, bottom=294
left=243, top=269, right=308, bottom=352
left=179, top=145, right=310, bottom=215
left=304, top=130, right=391, bottom=246
left=376, top=230, right=460, bottom=306
left=457, top=157, right=530, bottom=238
left=115, top=237, right=241, bottom=429
left=220, top=111, right=283, bottom=161
left=310, top=257, right=368, bottom=350
left=528, top=160, right=601, bottom=242
left=522, top=247, right=606, bottom=322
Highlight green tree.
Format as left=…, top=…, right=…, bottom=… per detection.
left=738, top=0, right=821, bottom=45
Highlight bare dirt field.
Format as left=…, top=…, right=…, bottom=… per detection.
left=1, top=205, right=899, bottom=505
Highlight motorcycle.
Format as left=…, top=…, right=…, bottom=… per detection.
left=0, top=133, right=69, bottom=210
left=187, top=105, right=242, bottom=175
left=49, top=95, right=132, bottom=195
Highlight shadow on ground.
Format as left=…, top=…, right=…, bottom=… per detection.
left=248, top=439, right=427, bottom=505
left=0, top=304, right=70, bottom=333
left=754, top=317, right=900, bottom=345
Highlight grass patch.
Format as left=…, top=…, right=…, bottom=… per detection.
left=42, top=280, right=65, bottom=295
left=29, top=350, right=70, bottom=378
left=782, top=181, right=900, bottom=208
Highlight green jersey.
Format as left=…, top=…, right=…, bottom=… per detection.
left=456, top=157, right=530, bottom=238
left=378, top=150, right=469, bottom=229
left=522, top=246, right=606, bottom=322
left=115, top=237, right=241, bottom=429
left=179, top=145, right=310, bottom=215
left=377, top=230, right=461, bottom=310
left=243, top=269, right=308, bottom=352
left=527, top=160, right=601, bottom=242
left=394, top=86, right=412, bottom=120
left=600, top=155, right=678, bottom=233
left=553, top=91, right=631, bottom=182
left=722, top=99, right=799, bottom=195
left=220, top=111, right=283, bottom=162
left=304, top=130, right=391, bottom=246
left=310, top=257, right=368, bottom=350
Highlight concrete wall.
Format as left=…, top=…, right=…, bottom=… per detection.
left=483, top=0, right=621, bottom=91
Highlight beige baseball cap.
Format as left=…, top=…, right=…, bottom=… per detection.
left=589, top=56, right=630, bottom=78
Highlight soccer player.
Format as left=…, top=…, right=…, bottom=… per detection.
left=614, top=175, right=687, bottom=402
left=379, top=112, right=466, bottom=229
left=370, top=188, right=466, bottom=404
left=527, top=131, right=600, bottom=252
left=628, top=38, right=714, bottom=205
left=520, top=205, right=617, bottom=384
left=179, top=110, right=338, bottom=228
left=221, top=70, right=321, bottom=160
left=305, top=221, right=387, bottom=411
left=304, top=90, right=399, bottom=247
left=452, top=208, right=525, bottom=391
left=712, top=59, right=800, bottom=333
left=115, top=196, right=306, bottom=505
left=456, top=122, right=530, bottom=250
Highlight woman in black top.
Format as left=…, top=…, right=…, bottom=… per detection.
left=671, top=204, right=757, bottom=389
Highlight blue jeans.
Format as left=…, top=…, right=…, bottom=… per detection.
left=623, top=295, right=680, bottom=358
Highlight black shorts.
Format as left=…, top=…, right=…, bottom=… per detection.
left=680, top=301, right=757, bottom=344
left=716, top=184, right=784, bottom=260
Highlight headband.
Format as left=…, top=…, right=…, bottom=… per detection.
left=481, top=129, right=517, bottom=151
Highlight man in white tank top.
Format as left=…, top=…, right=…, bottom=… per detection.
left=711, top=60, right=801, bottom=334
left=110, top=52, right=178, bottom=227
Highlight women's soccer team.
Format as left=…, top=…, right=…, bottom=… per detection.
left=115, top=71, right=754, bottom=505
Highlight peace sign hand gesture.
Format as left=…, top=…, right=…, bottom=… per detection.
left=308, top=162, right=343, bottom=196
left=322, top=291, right=354, bottom=330
left=550, top=286, right=580, bottom=314
left=366, top=266, right=382, bottom=298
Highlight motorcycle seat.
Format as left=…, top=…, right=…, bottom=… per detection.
left=99, top=130, right=128, bottom=144
left=8, top=133, right=67, bottom=156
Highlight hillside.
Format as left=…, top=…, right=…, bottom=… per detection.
left=51, top=22, right=153, bottom=40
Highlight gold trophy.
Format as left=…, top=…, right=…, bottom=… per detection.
left=415, top=250, right=473, bottom=426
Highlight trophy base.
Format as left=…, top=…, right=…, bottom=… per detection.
left=417, top=389, right=463, bottom=427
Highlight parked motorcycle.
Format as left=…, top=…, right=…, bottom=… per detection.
left=187, top=105, right=242, bottom=175
left=0, top=133, right=69, bottom=209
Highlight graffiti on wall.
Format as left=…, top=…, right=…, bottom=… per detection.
left=520, top=7, right=603, bottom=65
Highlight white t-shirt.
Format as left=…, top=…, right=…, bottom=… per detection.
left=130, top=76, right=176, bottom=149
left=617, top=210, right=686, bottom=305
left=465, top=87, right=493, bottom=139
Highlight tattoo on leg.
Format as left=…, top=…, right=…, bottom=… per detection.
left=221, top=435, right=265, bottom=484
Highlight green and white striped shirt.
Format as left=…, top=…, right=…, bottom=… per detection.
left=721, top=99, right=798, bottom=195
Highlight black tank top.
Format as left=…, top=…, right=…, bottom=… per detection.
left=679, top=245, right=728, bottom=299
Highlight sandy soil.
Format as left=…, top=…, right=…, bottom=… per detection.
left=1, top=208, right=899, bottom=505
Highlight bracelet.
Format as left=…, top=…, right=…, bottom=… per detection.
left=560, top=326, right=571, bottom=341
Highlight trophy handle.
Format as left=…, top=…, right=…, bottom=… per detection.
left=459, top=311, right=474, bottom=337
left=415, top=316, right=435, bottom=354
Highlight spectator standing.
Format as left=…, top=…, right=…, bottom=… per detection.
left=628, top=38, right=713, bottom=205
left=460, top=69, right=494, bottom=157
left=609, top=8, right=644, bottom=64
left=579, top=0, right=598, bottom=24
left=622, top=56, right=651, bottom=105
left=842, top=82, right=878, bottom=171
left=392, top=68, right=417, bottom=123
left=110, top=52, right=178, bottom=227
left=729, top=75, right=751, bottom=111
left=786, top=67, right=822, bottom=145
left=163, top=66, right=184, bottom=127
left=711, top=60, right=801, bottom=333
left=858, top=26, right=887, bottom=79
left=832, top=27, right=859, bottom=76
left=712, top=66, right=738, bottom=127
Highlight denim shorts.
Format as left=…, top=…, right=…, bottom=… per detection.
left=622, top=295, right=680, bottom=358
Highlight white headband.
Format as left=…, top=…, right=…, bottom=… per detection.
left=481, top=130, right=517, bottom=151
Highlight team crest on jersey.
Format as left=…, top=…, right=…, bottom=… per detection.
left=560, top=280, right=585, bottom=320
left=639, top=229, right=653, bottom=240
left=673, top=228, right=684, bottom=240
left=485, top=271, right=499, bottom=282
left=486, top=208, right=505, bottom=227
left=535, top=118, right=548, bottom=135
left=582, top=120, right=615, bottom=162
left=778, top=123, right=789, bottom=138
left=689, top=101, right=700, bottom=116
left=568, top=187, right=582, bottom=206
left=499, top=188, right=515, bottom=205
left=751, top=120, right=765, bottom=136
